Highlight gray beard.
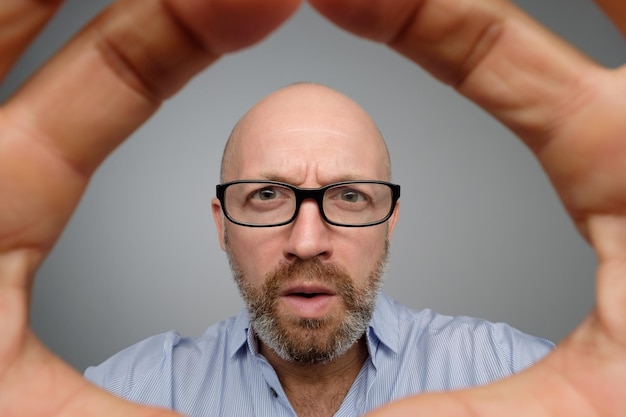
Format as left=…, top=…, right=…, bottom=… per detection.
left=226, top=238, right=388, bottom=364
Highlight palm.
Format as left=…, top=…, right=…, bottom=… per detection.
left=2, top=1, right=626, bottom=417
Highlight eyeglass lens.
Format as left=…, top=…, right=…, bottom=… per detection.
left=223, top=182, right=394, bottom=226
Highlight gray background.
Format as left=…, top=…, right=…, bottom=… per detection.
left=2, top=1, right=624, bottom=372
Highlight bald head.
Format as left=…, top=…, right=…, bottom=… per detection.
left=220, top=83, right=391, bottom=183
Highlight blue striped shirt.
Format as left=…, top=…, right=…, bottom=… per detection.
left=85, top=293, right=553, bottom=416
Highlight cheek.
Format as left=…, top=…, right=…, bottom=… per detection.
left=339, top=228, right=389, bottom=280
left=225, top=226, right=283, bottom=287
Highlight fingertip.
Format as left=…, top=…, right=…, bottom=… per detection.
left=307, top=0, right=413, bottom=43
left=169, top=0, right=304, bottom=54
left=307, top=0, right=372, bottom=36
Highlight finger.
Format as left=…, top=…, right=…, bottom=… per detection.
left=0, top=0, right=65, bottom=81
left=308, top=0, right=599, bottom=148
left=8, top=0, right=302, bottom=171
left=588, top=215, right=626, bottom=348
left=595, top=0, right=626, bottom=38
left=0, top=0, right=301, bottom=259
left=8, top=0, right=301, bottom=169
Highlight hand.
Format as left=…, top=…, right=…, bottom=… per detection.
left=0, top=1, right=300, bottom=416
left=2, top=0, right=625, bottom=416
left=307, top=0, right=626, bottom=415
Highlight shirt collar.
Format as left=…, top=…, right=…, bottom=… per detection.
left=227, top=292, right=400, bottom=359
left=366, top=292, right=400, bottom=355
left=228, top=308, right=252, bottom=358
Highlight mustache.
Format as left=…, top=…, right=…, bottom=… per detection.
left=264, top=258, right=355, bottom=296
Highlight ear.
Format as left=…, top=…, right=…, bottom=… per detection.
left=211, top=197, right=227, bottom=251
left=386, top=200, right=400, bottom=241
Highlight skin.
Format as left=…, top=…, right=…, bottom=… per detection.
left=0, top=0, right=625, bottom=417
left=211, top=84, right=398, bottom=415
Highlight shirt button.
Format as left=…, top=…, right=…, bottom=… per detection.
left=270, top=387, right=278, bottom=398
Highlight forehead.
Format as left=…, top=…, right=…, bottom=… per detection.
left=225, top=86, right=389, bottom=184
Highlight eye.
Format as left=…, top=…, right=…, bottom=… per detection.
left=338, top=189, right=366, bottom=203
left=248, top=185, right=292, bottom=202
left=252, top=187, right=278, bottom=201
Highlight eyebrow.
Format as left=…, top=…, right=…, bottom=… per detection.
left=254, top=171, right=375, bottom=185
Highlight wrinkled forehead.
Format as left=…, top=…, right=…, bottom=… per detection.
left=223, top=85, right=390, bottom=184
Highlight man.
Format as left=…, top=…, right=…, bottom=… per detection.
left=0, top=1, right=625, bottom=417
left=83, top=83, right=554, bottom=416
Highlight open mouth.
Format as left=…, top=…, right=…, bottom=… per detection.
left=280, top=286, right=337, bottom=317
left=281, top=283, right=335, bottom=297
left=291, top=292, right=325, bottom=299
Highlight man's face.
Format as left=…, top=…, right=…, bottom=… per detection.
left=212, top=85, right=399, bottom=363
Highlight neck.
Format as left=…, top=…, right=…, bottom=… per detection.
left=259, top=336, right=368, bottom=417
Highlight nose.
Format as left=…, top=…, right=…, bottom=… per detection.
left=283, top=199, right=332, bottom=261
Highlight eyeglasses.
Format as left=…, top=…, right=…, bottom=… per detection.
left=216, top=180, right=400, bottom=227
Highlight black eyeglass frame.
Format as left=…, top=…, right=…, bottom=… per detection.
left=216, top=180, right=401, bottom=228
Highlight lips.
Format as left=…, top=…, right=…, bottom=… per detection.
left=278, top=283, right=338, bottom=318
left=279, top=283, right=336, bottom=298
